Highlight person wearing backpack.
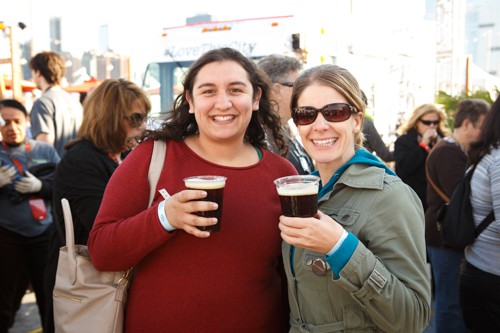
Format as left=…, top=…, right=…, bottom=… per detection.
left=459, top=95, right=500, bottom=332
left=425, top=99, right=489, bottom=333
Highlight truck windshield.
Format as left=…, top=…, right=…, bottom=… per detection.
left=143, top=61, right=191, bottom=119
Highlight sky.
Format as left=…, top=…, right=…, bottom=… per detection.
left=4, top=0, right=423, bottom=54
left=5, top=0, right=303, bottom=53
left=3, top=0, right=314, bottom=79
left=3, top=0, right=425, bottom=83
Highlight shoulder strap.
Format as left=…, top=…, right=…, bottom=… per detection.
left=468, top=163, right=496, bottom=236
left=425, top=149, right=450, bottom=203
left=60, top=198, right=78, bottom=284
left=475, top=211, right=496, bottom=236
left=148, top=140, right=167, bottom=207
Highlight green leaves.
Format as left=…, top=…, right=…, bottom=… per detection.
left=436, top=89, right=498, bottom=128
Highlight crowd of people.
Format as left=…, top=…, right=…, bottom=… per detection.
left=1, top=47, right=498, bottom=333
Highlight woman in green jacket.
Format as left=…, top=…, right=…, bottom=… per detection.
left=278, top=64, right=431, bottom=332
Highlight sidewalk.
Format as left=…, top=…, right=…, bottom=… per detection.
left=9, top=292, right=42, bottom=333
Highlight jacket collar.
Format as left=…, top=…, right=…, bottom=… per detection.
left=318, top=164, right=388, bottom=204
left=314, top=148, right=394, bottom=200
left=338, top=164, right=386, bottom=190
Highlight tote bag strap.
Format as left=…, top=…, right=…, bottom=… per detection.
left=148, top=140, right=167, bottom=208
left=60, top=140, right=167, bottom=283
left=61, top=198, right=78, bottom=284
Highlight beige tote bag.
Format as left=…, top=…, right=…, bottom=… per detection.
left=53, top=140, right=167, bottom=333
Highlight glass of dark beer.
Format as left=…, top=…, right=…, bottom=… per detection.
left=183, top=175, right=227, bottom=232
left=274, top=175, right=320, bottom=217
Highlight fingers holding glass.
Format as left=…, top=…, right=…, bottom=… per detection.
left=164, top=189, right=219, bottom=237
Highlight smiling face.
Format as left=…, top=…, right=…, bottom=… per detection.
left=296, top=84, right=362, bottom=172
left=0, top=106, right=27, bottom=146
left=186, top=60, right=261, bottom=145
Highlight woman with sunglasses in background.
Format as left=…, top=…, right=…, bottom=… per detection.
left=394, top=104, right=449, bottom=209
left=278, top=64, right=431, bottom=332
left=42, top=79, right=150, bottom=333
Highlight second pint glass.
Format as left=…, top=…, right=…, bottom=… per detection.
left=274, top=175, right=320, bottom=218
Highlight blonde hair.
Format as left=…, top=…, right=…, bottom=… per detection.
left=397, top=104, right=450, bottom=136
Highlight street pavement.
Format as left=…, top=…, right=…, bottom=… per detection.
left=9, top=292, right=42, bottom=333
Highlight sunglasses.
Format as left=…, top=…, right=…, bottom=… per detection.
left=125, top=113, right=148, bottom=128
left=419, top=119, right=439, bottom=126
left=292, top=103, right=358, bottom=126
left=278, top=82, right=294, bottom=88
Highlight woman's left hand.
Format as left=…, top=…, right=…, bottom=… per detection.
left=278, top=211, right=345, bottom=254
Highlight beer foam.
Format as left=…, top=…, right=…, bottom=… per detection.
left=184, top=179, right=226, bottom=190
left=277, top=183, right=318, bottom=196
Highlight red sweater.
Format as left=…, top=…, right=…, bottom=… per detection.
left=88, top=140, right=297, bottom=332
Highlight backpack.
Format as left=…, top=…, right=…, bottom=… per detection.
left=434, top=165, right=495, bottom=250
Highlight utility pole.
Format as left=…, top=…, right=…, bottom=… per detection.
left=465, top=55, right=470, bottom=96
left=0, top=22, right=23, bottom=100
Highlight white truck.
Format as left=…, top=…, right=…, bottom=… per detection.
left=142, top=15, right=329, bottom=118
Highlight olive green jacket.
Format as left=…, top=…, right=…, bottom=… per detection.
left=283, top=164, right=431, bottom=333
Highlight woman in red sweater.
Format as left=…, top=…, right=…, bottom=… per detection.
left=88, top=48, right=296, bottom=332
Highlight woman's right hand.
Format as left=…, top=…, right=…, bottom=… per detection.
left=278, top=211, right=345, bottom=254
left=421, top=128, right=437, bottom=146
left=163, top=189, right=218, bottom=238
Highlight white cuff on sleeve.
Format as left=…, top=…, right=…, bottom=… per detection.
left=327, top=229, right=348, bottom=256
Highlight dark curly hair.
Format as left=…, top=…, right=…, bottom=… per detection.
left=144, top=47, right=287, bottom=156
